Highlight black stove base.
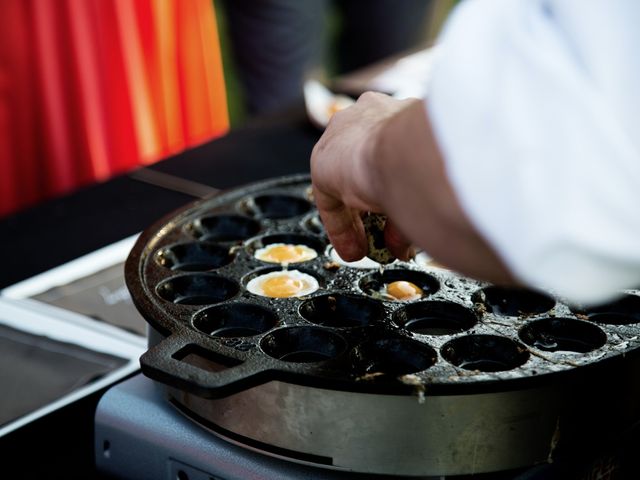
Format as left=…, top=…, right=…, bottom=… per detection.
left=94, top=374, right=638, bottom=479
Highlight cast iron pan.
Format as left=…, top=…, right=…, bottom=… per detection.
left=125, top=174, right=640, bottom=399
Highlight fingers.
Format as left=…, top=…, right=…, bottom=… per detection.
left=314, top=186, right=412, bottom=263
left=310, top=91, right=405, bottom=263
left=384, top=219, right=415, bottom=261
left=313, top=186, right=367, bottom=261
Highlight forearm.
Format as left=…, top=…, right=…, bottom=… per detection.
left=363, top=99, right=513, bottom=284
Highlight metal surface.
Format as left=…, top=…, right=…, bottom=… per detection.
left=149, top=320, right=640, bottom=476
left=95, top=374, right=385, bottom=480
left=97, top=374, right=640, bottom=480
left=129, top=167, right=220, bottom=199
left=126, top=174, right=640, bottom=476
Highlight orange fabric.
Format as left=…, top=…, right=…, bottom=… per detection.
left=0, top=0, right=229, bottom=217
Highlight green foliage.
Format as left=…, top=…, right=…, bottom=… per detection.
left=213, top=0, right=247, bottom=128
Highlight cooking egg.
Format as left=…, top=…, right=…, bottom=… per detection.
left=328, top=246, right=381, bottom=269
left=246, top=270, right=319, bottom=298
left=254, top=243, right=317, bottom=265
left=379, top=281, right=423, bottom=301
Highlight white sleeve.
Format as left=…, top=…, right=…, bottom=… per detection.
left=427, top=0, right=640, bottom=305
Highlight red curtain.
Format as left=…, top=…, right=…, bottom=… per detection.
left=0, top=0, right=229, bottom=217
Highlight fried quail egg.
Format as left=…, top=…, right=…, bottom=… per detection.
left=254, top=243, right=317, bottom=265
left=328, top=246, right=381, bottom=269
left=246, top=270, right=319, bottom=298
left=377, top=281, right=423, bottom=301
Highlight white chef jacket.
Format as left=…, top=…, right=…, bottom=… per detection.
left=428, top=0, right=640, bottom=305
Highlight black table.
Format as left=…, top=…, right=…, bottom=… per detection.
left=0, top=107, right=320, bottom=479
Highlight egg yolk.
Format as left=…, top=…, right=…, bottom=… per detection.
left=386, top=281, right=423, bottom=301
left=256, top=244, right=316, bottom=264
left=261, top=275, right=311, bottom=298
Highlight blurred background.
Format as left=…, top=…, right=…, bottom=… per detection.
left=0, top=0, right=456, bottom=219
left=214, top=0, right=457, bottom=125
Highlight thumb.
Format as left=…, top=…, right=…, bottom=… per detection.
left=384, top=219, right=414, bottom=262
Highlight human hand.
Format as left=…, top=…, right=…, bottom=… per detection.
left=310, top=91, right=418, bottom=262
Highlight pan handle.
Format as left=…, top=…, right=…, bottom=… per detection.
left=139, top=334, right=270, bottom=398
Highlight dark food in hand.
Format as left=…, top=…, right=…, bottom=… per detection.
left=363, top=212, right=395, bottom=264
